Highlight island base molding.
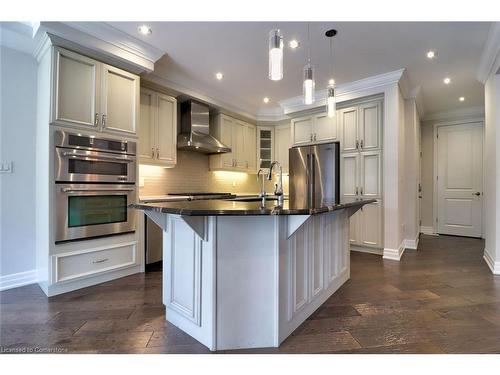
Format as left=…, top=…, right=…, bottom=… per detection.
left=147, top=209, right=353, bottom=351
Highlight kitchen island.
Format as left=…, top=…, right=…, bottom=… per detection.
left=130, top=198, right=374, bottom=351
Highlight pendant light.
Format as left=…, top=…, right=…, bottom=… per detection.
left=268, top=29, right=283, bottom=81
left=303, top=23, right=315, bottom=105
left=325, top=29, right=338, bottom=118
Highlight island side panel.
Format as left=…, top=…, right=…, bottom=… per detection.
left=279, top=210, right=350, bottom=343
left=163, top=214, right=216, bottom=350
left=216, top=216, right=280, bottom=350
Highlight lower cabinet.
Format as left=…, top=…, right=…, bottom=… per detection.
left=349, top=199, right=383, bottom=250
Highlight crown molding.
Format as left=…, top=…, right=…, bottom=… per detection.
left=278, top=69, right=406, bottom=115
left=422, top=106, right=484, bottom=122
left=33, top=22, right=164, bottom=73
left=477, top=22, right=500, bottom=83
left=255, top=106, right=289, bottom=122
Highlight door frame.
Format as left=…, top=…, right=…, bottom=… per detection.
left=432, top=118, right=484, bottom=236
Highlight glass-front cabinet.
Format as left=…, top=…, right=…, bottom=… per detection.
left=257, top=127, right=274, bottom=170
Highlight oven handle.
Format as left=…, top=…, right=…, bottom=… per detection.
left=61, top=151, right=135, bottom=163
left=61, top=188, right=135, bottom=193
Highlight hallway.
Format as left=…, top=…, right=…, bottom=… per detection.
left=1, top=235, right=499, bottom=354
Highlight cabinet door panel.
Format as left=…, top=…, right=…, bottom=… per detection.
left=220, top=116, right=234, bottom=168
left=233, top=122, right=246, bottom=169
left=340, top=153, right=359, bottom=200
left=314, top=113, right=337, bottom=142
left=360, top=151, right=381, bottom=198
left=349, top=210, right=361, bottom=245
left=310, top=216, right=324, bottom=299
left=340, top=107, right=358, bottom=152
left=157, top=94, right=177, bottom=164
left=275, top=125, right=291, bottom=172
left=101, top=64, right=139, bottom=135
left=292, top=117, right=313, bottom=145
left=359, top=201, right=383, bottom=248
left=359, top=102, right=381, bottom=150
left=258, top=128, right=274, bottom=170
left=289, top=221, right=309, bottom=318
left=53, top=48, right=99, bottom=128
left=139, top=90, right=155, bottom=161
left=244, top=124, right=257, bottom=171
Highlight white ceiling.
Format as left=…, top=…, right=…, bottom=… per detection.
left=108, top=22, right=491, bottom=117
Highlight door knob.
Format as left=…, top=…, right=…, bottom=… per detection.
left=474, top=192, right=481, bottom=196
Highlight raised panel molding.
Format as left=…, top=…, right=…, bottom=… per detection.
left=287, top=221, right=309, bottom=321
left=168, top=216, right=202, bottom=326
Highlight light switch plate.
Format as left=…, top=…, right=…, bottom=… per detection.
left=0, top=161, right=13, bottom=173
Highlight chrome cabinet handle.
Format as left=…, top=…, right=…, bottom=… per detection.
left=61, top=152, right=134, bottom=162
left=151, top=148, right=155, bottom=158
left=102, top=114, right=107, bottom=128
left=310, top=134, right=313, bottom=142
left=314, top=133, right=317, bottom=141
left=61, top=187, right=134, bottom=193
left=92, top=258, right=109, bottom=264
left=356, top=140, right=359, bottom=149
left=474, top=192, right=481, bottom=196
left=355, top=187, right=359, bottom=195
left=360, top=139, right=364, bottom=148
left=94, top=113, right=99, bottom=126
left=156, top=148, right=159, bottom=159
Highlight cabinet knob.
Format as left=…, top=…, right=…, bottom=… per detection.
left=310, top=134, right=313, bottom=142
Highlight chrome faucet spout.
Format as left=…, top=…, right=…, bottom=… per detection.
left=268, top=161, right=284, bottom=206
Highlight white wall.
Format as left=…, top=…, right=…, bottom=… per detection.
left=0, top=46, right=37, bottom=278
left=484, top=73, right=500, bottom=273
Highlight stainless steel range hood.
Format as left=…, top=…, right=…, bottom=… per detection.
left=177, top=100, right=231, bottom=154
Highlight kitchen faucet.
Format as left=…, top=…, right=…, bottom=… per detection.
left=257, top=169, right=267, bottom=207
left=268, top=161, right=284, bottom=206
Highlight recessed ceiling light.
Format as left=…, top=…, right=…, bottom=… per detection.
left=426, top=50, right=436, bottom=59
left=459, top=96, right=465, bottom=102
left=215, top=72, right=224, bottom=80
left=138, top=25, right=152, bottom=35
left=263, top=97, right=270, bottom=104
left=443, top=77, right=451, bottom=84
left=289, top=39, right=300, bottom=49
left=328, top=78, right=335, bottom=85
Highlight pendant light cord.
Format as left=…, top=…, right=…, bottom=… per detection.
left=330, top=37, right=334, bottom=81
left=307, top=22, right=311, bottom=64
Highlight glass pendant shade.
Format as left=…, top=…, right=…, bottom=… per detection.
left=268, top=29, right=283, bottom=81
left=303, top=64, right=315, bottom=105
left=326, top=83, right=336, bottom=118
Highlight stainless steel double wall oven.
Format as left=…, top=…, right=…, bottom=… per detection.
left=54, top=130, right=137, bottom=243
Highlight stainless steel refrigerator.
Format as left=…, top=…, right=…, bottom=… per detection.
left=289, top=142, right=340, bottom=208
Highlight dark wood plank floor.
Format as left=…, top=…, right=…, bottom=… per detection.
left=1, top=234, right=499, bottom=354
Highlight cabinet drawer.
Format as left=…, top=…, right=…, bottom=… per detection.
left=53, top=241, right=138, bottom=283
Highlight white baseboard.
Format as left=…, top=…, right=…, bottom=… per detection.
left=483, top=249, right=500, bottom=275
left=0, top=270, right=37, bottom=291
left=420, top=226, right=438, bottom=236
left=350, top=245, right=383, bottom=256
left=404, top=234, right=420, bottom=250
left=383, top=241, right=406, bottom=261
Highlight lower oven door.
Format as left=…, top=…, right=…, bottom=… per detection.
left=55, top=183, right=136, bottom=243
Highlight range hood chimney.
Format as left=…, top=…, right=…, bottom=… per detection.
left=177, top=100, right=231, bottom=154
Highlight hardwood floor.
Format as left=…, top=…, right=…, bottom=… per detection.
left=1, top=234, right=499, bottom=354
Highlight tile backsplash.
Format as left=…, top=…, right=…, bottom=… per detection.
left=139, top=151, right=288, bottom=197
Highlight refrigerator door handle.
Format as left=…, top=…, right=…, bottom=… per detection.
left=310, top=152, right=316, bottom=208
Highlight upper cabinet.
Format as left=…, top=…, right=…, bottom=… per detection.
left=51, top=47, right=140, bottom=136
left=257, top=124, right=291, bottom=173
left=339, top=101, right=382, bottom=152
left=209, top=114, right=257, bottom=173
left=291, top=113, right=338, bottom=146
left=257, top=127, right=274, bottom=170
left=274, top=124, right=292, bottom=173
left=139, top=88, right=177, bottom=166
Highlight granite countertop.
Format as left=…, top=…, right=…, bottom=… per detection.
left=129, top=198, right=376, bottom=216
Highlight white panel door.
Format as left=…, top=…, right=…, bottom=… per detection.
left=52, top=48, right=100, bottom=128
left=314, top=113, right=337, bottom=143
left=340, top=153, right=360, bottom=200
left=157, top=94, right=177, bottom=164
left=359, top=200, right=383, bottom=248
left=292, top=117, right=313, bottom=145
left=339, top=107, right=358, bottom=152
left=275, top=124, right=291, bottom=172
left=437, top=123, right=483, bottom=237
left=139, top=89, right=156, bottom=161
left=101, top=64, right=139, bottom=135
left=360, top=150, right=382, bottom=198
left=359, top=101, right=381, bottom=150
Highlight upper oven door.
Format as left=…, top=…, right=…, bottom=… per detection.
left=55, top=148, right=136, bottom=183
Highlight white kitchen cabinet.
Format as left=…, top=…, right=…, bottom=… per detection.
left=100, top=64, right=140, bottom=135
left=257, top=127, right=274, bottom=170
left=360, top=150, right=382, bottom=198
left=139, top=88, right=177, bottom=166
left=340, top=152, right=360, bottom=200
left=51, top=47, right=140, bottom=136
left=350, top=200, right=383, bottom=249
left=275, top=124, right=291, bottom=173
left=52, top=47, right=100, bottom=129
left=210, top=114, right=256, bottom=172
left=340, top=101, right=382, bottom=152
left=291, top=112, right=338, bottom=146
